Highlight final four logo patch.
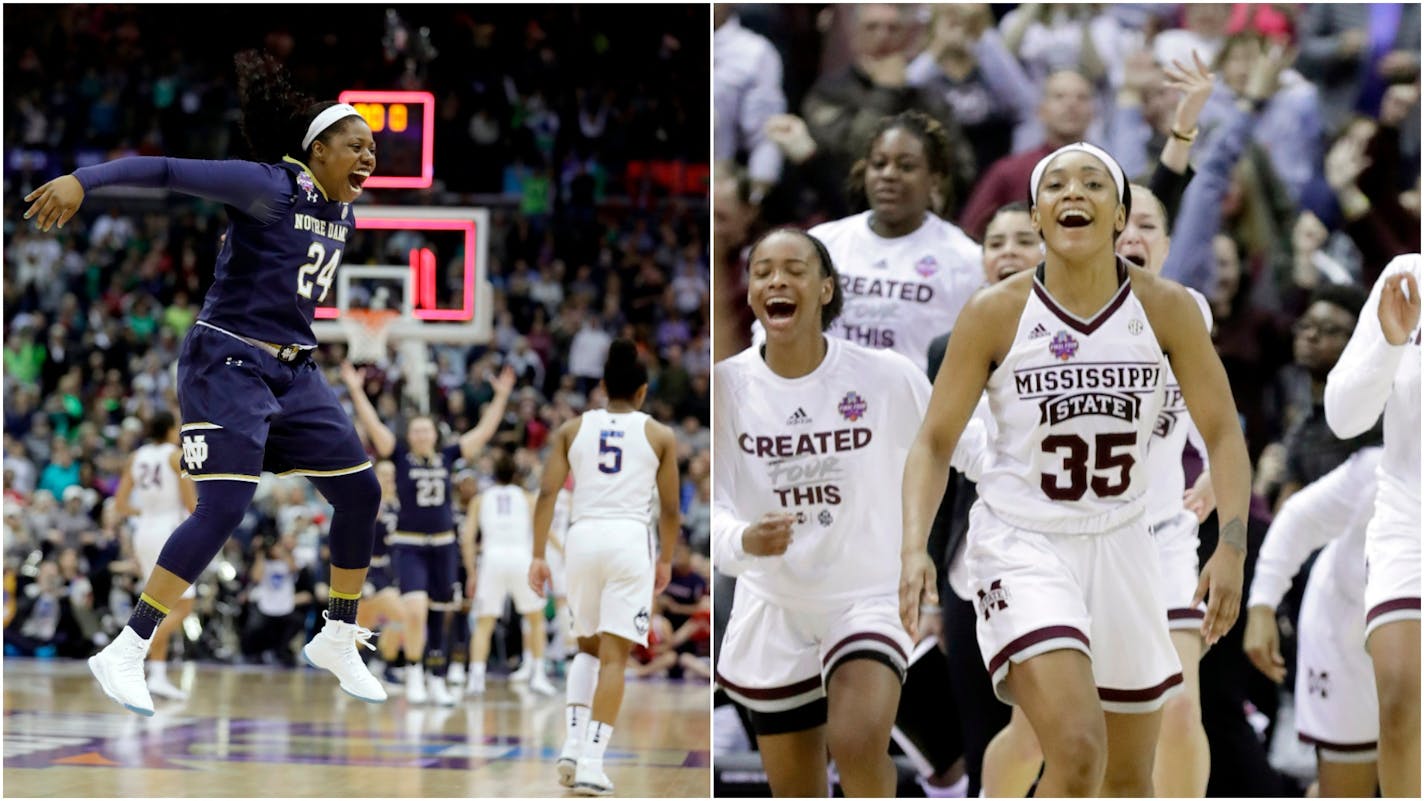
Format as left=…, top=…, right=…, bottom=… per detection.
left=838, top=391, right=867, bottom=422
left=1049, top=330, right=1079, bottom=361
left=297, top=171, right=318, bottom=202
left=915, top=255, right=939, bottom=278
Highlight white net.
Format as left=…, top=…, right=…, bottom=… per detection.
left=340, top=310, right=400, bottom=366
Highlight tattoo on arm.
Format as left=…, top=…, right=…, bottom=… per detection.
left=1220, top=517, right=1247, bottom=553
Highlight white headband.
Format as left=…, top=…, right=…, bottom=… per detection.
left=302, top=103, right=361, bottom=152
left=1029, top=142, right=1127, bottom=206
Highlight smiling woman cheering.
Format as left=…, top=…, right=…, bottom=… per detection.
left=899, top=142, right=1253, bottom=796
left=24, top=49, right=388, bottom=717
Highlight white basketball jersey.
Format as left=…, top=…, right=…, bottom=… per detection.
left=567, top=409, right=659, bottom=525
left=977, top=266, right=1167, bottom=534
left=130, top=443, right=185, bottom=522
left=809, top=210, right=983, bottom=366
left=713, top=337, right=932, bottom=608
left=478, top=484, right=532, bottom=554
left=1144, top=288, right=1213, bottom=523
left=1327, top=255, right=1421, bottom=524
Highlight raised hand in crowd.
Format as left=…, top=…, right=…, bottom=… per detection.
left=763, top=114, right=818, bottom=166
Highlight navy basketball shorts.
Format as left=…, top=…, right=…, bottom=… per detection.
left=365, top=555, right=395, bottom=595
left=175, top=325, right=371, bottom=484
left=391, top=536, right=459, bottom=601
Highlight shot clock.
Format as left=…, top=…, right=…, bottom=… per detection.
left=338, top=90, right=435, bottom=189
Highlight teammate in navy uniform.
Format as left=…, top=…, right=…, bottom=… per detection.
left=341, top=361, right=516, bottom=705
left=28, top=51, right=388, bottom=715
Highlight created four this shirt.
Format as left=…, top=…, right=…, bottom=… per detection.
left=808, top=211, right=984, bottom=367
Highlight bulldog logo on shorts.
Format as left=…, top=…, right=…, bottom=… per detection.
left=634, top=607, right=650, bottom=635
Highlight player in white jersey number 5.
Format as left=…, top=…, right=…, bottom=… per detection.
left=114, top=412, right=197, bottom=702
left=528, top=339, right=682, bottom=797
left=1324, top=253, right=1421, bottom=798
left=714, top=228, right=985, bottom=797
left=901, top=143, right=1252, bottom=796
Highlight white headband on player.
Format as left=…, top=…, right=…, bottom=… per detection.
left=302, top=103, right=361, bottom=152
left=1029, top=142, right=1127, bottom=207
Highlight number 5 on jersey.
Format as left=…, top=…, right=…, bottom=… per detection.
left=598, top=430, right=623, bottom=474
left=297, top=242, right=342, bottom=302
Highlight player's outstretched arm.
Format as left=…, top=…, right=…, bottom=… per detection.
left=25, top=158, right=289, bottom=232
left=339, top=362, right=396, bottom=458
left=461, top=495, right=481, bottom=599
left=114, top=454, right=138, bottom=518
left=1325, top=258, right=1419, bottom=438
left=649, top=420, right=683, bottom=596
left=900, top=289, right=1001, bottom=636
left=1146, top=278, right=1251, bottom=647
left=529, top=418, right=578, bottom=596
left=459, top=365, right=516, bottom=461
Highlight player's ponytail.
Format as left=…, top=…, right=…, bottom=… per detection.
left=602, top=339, right=648, bottom=401
left=234, top=50, right=359, bottom=163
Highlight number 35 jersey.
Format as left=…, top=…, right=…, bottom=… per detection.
left=568, top=409, right=659, bottom=526
left=978, top=263, right=1166, bottom=536
left=713, top=337, right=932, bottom=609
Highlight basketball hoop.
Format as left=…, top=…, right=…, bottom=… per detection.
left=341, top=309, right=401, bottom=365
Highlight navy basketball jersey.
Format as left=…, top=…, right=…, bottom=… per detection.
left=373, top=499, right=398, bottom=559
left=72, top=155, right=353, bottom=346
left=198, top=159, right=353, bottom=345
left=392, top=443, right=463, bottom=534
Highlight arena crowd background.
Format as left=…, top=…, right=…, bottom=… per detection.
left=2, top=5, right=711, bottom=678
left=713, top=3, right=1419, bottom=797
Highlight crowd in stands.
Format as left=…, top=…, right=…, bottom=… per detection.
left=714, top=3, right=1418, bottom=796
left=3, top=6, right=710, bottom=677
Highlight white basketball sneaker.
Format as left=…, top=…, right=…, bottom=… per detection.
left=146, top=672, right=189, bottom=701
left=448, top=662, right=466, bottom=686
left=573, top=759, right=613, bottom=796
left=466, top=672, right=487, bottom=697
left=428, top=675, right=458, bottom=707
left=529, top=670, right=556, bottom=696
left=89, top=627, right=155, bottom=716
left=301, top=611, right=388, bottom=703
left=406, top=664, right=429, bottom=705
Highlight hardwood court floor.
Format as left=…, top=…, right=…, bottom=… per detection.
left=3, top=659, right=709, bottom=797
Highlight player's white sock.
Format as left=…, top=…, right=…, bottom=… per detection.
left=583, top=720, right=614, bottom=764
left=470, top=663, right=486, bottom=681
left=531, top=656, right=544, bottom=676
left=149, top=661, right=167, bottom=682
left=568, top=652, right=597, bottom=707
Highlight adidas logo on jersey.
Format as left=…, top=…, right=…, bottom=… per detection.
left=1028, top=323, right=1050, bottom=339
left=786, top=407, right=812, bottom=425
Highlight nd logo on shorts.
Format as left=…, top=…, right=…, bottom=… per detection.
left=635, top=607, right=650, bottom=635
left=182, top=435, right=209, bottom=471
left=977, top=579, right=1011, bottom=620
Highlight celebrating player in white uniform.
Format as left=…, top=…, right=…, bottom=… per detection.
left=901, top=143, right=1251, bottom=796
left=1324, top=253, right=1421, bottom=798
left=1245, top=447, right=1382, bottom=797
left=528, top=339, right=682, bottom=797
left=754, top=110, right=982, bottom=368
left=114, top=412, right=196, bottom=701
left=715, top=228, right=986, bottom=797
left=464, top=452, right=554, bottom=696
left=979, top=183, right=1219, bottom=797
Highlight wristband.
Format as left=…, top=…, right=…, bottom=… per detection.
left=1170, top=126, right=1198, bottom=143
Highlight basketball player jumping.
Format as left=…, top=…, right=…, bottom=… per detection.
left=464, top=451, right=556, bottom=697
left=28, top=51, right=389, bottom=715
left=901, top=143, right=1252, bottom=796
left=340, top=361, right=515, bottom=705
left=1324, top=253, right=1420, bottom=797
left=528, top=339, right=682, bottom=796
left=113, top=412, right=196, bottom=702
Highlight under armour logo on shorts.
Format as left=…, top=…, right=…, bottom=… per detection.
left=182, top=435, right=209, bottom=471
left=977, top=579, right=1010, bottom=620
